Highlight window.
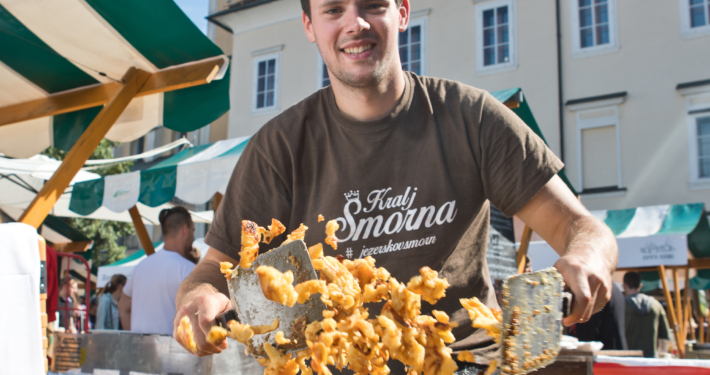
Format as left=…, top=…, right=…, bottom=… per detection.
left=680, top=0, right=710, bottom=38
left=570, top=0, right=618, bottom=58
left=569, top=100, right=626, bottom=195
left=252, top=52, right=280, bottom=113
left=475, top=0, right=517, bottom=75
left=684, top=88, right=710, bottom=188
left=399, top=17, right=427, bottom=75
left=696, top=115, right=710, bottom=178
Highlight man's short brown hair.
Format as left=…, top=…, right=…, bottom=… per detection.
left=301, top=0, right=405, bottom=18
left=623, top=271, right=642, bottom=290
left=159, top=206, right=193, bottom=237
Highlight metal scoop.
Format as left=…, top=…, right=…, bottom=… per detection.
left=500, top=267, right=571, bottom=375
left=219, top=240, right=327, bottom=358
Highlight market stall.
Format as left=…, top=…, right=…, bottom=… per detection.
left=0, top=0, right=231, bottom=372
left=527, top=203, right=710, bottom=357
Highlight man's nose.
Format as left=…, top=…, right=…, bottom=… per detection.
left=343, top=7, right=370, bottom=35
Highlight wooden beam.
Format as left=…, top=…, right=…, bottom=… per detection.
left=658, top=265, right=684, bottom=358
left=673, top=268, right=683, bottom=342
left=0, top=56, right=225, bottom=127
left=517, top=225, right=533, bottom=274
left=504, top=101, right=521, bottom=109
left=128, top=205, right=155, bottom=256
left=52, top=241, right=92, bottom=253
left=684, top=270, right=692, bottom=341
left=19, top=68, right=151, bottom=228
left=689, top=258, right=710, bottom=269
left=213, top=192, right=223, bottom=212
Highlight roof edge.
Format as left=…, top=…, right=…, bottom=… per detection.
left=565, top=91, right=628, bottom=106
left=207, top=0, right=279, bottom=21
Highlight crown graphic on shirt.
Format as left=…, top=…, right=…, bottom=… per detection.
left=344, top=190, right=360, bottom=201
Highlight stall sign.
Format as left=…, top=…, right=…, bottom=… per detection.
left=616, top=234, right=687, bottom=268
left=487, top=206, right=518, bottom=279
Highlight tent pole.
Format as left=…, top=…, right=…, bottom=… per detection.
left=213, top=192, right=223, bottom=213
left=19, top=68, right=151, bottom=228
left=673, top=268, right=684, bottom=350
left=684, top=270, right=693, bottom=341
left=517, top=225, right=533, bottom=274
left=658, top=265, right=684, bottom=358
left=128, top=205, right=155, bottom=256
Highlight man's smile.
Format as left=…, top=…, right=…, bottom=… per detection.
left=343, top=44, right=374, bottom=55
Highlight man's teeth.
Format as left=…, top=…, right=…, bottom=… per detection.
left=344, top=45, right=373, bottom=54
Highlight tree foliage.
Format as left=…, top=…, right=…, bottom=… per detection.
left=42, top=140, right=135, bottom=266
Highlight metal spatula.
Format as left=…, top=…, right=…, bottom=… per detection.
left=219, top=240, right=327, bottom=358
left=500, top=267, right=571, bottom=375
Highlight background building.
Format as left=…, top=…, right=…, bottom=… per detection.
left=208, top=0, right=710, bottom=214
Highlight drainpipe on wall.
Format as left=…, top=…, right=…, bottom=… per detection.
left=556, top=0, right=565, bottom=163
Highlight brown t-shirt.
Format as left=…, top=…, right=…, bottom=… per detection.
left=205, top=72, right=563, bottom=364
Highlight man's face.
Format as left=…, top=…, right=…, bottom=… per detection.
left=304, top=0, right=408, bottom=88
left=182, top=222, right=195, bottom=255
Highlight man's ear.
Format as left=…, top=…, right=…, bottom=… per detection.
left=303, top=11, right=316, bottom=43
left=399, top=0, right=410, bottom=32
left=638, top=282, right=643, bottom=291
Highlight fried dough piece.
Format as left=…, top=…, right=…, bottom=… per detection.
left=263, top=342, right=299, bottom=375
left=318, top=215, right=325, bottom=223
left=308, top=243, right=324, bottom=260
left=220, top=261, right=238, bottom=280
left=294, top=280, right=327, bottom=304
left=487, top=360, right=498, bottom=375
left=282, top=224, right=308, bottom=245
left=207, top=325, right=229, bottom=345
left=275, top=331, right=291, bottom=345
left=256, top=266, right=298, bottom=307
left=239, top=220, right=261, bottom=268
left=460, top=297, right=502, bottom=342
left=260, top=219, right=286, bottom=244
left=251, top=318, right=280, bottom=334
left=407, top=267, right=450, bottom=305
left=227, top=320, right=254, bottom=343
left=324, top=220, right=339, bottom=250
left=345, top=257, right=390, bottom=303
left=457, top=351, right=476, bottom=363
left=389, top=278, right=421, bottom=322
left=177, top=315, right=197, bottom=353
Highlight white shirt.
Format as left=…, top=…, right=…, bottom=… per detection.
left=123, top=249, right=195, bottom=335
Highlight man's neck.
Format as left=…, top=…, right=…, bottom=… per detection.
left=330, top=68, right=406, bottom=122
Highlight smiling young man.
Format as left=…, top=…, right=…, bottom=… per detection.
left=173, top=0, right=618, bottom=373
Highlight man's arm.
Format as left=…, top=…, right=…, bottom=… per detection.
left=173, top=247, right=236, bottom=356
left=118, top=293, right=131, bottom=331
left=516, top=175, right=618, bottom=325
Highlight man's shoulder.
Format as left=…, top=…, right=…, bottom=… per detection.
left=249, top=88, right=329, bottom=149
left=412, top=73, right=490, bottom=107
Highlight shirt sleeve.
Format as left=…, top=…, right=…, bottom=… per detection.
left=657, top=304, right=671, bottom=340
left=204, top=138, right=293, bottom=260
left=96, top=296, right=108, bottom=330
left=123, top=274, right=134, bottom=298
left=477, top=92, right=564, bottom=217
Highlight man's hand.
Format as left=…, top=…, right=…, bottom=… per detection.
left=517, top=175, right=618, bottom=326
left=173, top=247, right=236, bottom=356
left=173, top=284, right=231, bottom=356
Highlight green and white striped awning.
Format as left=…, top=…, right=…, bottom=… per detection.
left=69, top=137, right=249, bottom=215
left=0, top=0, right=230, bottom=158
left=527, top=203, right=710, bottom=290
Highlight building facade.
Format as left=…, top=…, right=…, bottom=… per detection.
left=209, top=0, right=710, bottom=212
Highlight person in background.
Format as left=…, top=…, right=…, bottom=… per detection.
left=96, top=274, right=126, bottom=330
left=118, top=206, right=196, bottom=334
left=185, top=247, right=201, bottom=264
left=523, top=254, right=533, bottom=274
left=88, top=296, right=98, bottom=329
left=575, top=282, right=628, bottom=350
left=623, top=271, right=671, bottom=357
left=57, top=277, right=78, bottom=333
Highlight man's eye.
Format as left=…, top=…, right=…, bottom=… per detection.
left=325, top=8, right=342, bottom=15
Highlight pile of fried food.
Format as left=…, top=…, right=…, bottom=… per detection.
left=181, top=218, right=503, bottom=375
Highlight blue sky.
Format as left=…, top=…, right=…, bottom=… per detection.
left=175, top=0, right=210, bottom=35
